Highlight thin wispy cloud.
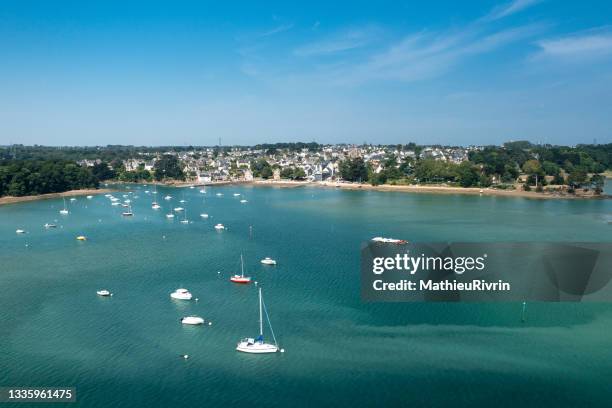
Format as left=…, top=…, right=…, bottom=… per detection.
left=329, top=23, right=545, bottom=85
left=294, top=27, right=380, bottom=57
left=483, top=0, right=543, bottom=22
left=536, top=27, right=612, bottom=59
left=260, top=22, right=294, bottom=37
left=283, top=1, right=547, bottom=86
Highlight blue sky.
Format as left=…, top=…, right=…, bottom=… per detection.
left=0, top=0, right=611, bottom=146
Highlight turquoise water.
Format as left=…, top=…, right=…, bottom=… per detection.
left=1, top=183, right=611, bottom=408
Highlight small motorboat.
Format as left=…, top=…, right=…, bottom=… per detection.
left=371, top=237, right=408, bottom=244
left=124, top=199, right=131, bottom=204
left=111, top=202, right=121, bottom=206
left=180, top=219, right=189, bottom=224
left=44, top=223, right=57, bottom=229
left=200, top=213, right=209, bottom=218
left=97, top=289, right=112, bottom=297
left=16, top=229, right=26, bottom=234
left=110, top=197, right=119, bottom=202
left=171, top=288, right=193, bottom=300
left=86, top=195, right=93, bottom=199
left=174, top=207, right=184, bottom=212
left=166, top=213, right=175, bottom=219
left=233, top=193, right=241, bottom=197
left=76, top=236, right=87, bottom=241
left=122, top=211, right=133, bottom=216
left=104, top=194, right=112, bottom=198
left=152, top=203, right=161, bottom=209
left=240, top=199, right=248, bottom=203
left=181, top=316, right=204, bottom=325
left=164, top=195, right=172, bottom=200
left=69, top=197, right=77, bottom=202
left=216, top=193, right=223, bottom=197
left=179, top=199, right=186, bottom=203
left=261, top=257, right=277, bottom=265
left=214, top=224, right=225, bottom=230
left=199, top=189, right=206, bottom=194
left=121, top=203, right=129, bottom=208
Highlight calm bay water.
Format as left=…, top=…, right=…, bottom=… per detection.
left=1, top=183, right=611, bottom=407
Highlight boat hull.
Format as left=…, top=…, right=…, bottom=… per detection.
left=181, top=316, right=204, bottom=325
left=170, top=293, right=193, bottom=300
left=236, top=342, right=278, bottom=354
left=230, top=276, right=251, bottom=284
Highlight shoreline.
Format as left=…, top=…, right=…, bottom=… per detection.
left=0, top=188, right=115, bottom=206
left=251, top=180, right=609, bottom=200
left=142, top=179, right=607, bottom=200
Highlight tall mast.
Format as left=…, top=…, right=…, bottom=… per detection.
left=240, top=254, right=244, bottom=277
left=259, top=288, right=263, bottom=336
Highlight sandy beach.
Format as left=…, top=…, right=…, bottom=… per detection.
left=0, top=188, right=114, bottom=206
left=251, top=180, right=607, bottom=200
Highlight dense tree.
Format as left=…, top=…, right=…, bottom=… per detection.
left=250, top=158, right=272, bottom=178
left=590, top=174, right=605, bottom=194
left=522, top=160, right=544, bottom=186
left=567, top=167, right=588, bottom=187
left=456, top=161, right=480, bottom=187
left=0, top=160, right=98, bottom=197
left=91, top=162, right=116, bottom=181
left=340, top=158, right=368, bottom=182
left=413, top=159, right=456, bottom=183
left=153, top=155, right=185, bottom=181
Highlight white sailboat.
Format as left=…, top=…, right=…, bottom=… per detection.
left=152, top=185, right=161, bottom=209
left=122, top=204, right=134, bottom=216
left=236, top=288, right=281, bottom=354
left=59, top=197, right=69, bottom=214
left=180, top=209, right=189, bottom=224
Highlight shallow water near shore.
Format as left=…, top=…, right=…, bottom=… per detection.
left=1, top=182, right=611, bottom=407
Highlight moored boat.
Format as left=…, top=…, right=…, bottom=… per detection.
left=236, top=288, right=281, bottom=354
left=170, top=288, right=193, bottom=300
left=181, top=316, right=204, bottom=325
left=371, top=237, right=408, bottom=244
left=230, top=254, right=251, bottom=284
left=260, top=257, right=277, bottom=265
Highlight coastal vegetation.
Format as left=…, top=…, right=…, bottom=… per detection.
left=338, top=142, right=610, bottom=194
left=0, top=159, right=98, bottom=197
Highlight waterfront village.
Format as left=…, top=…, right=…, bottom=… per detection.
left=78, top=145, right=474, bottom=184
left=2, top=141, right=606, bottom=199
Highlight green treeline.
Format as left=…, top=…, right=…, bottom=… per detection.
left=340, top=142, right=611, bottom=193
left=0, top=160, right=98, bottom=197
left=0, top=155, right=188, bottom=197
